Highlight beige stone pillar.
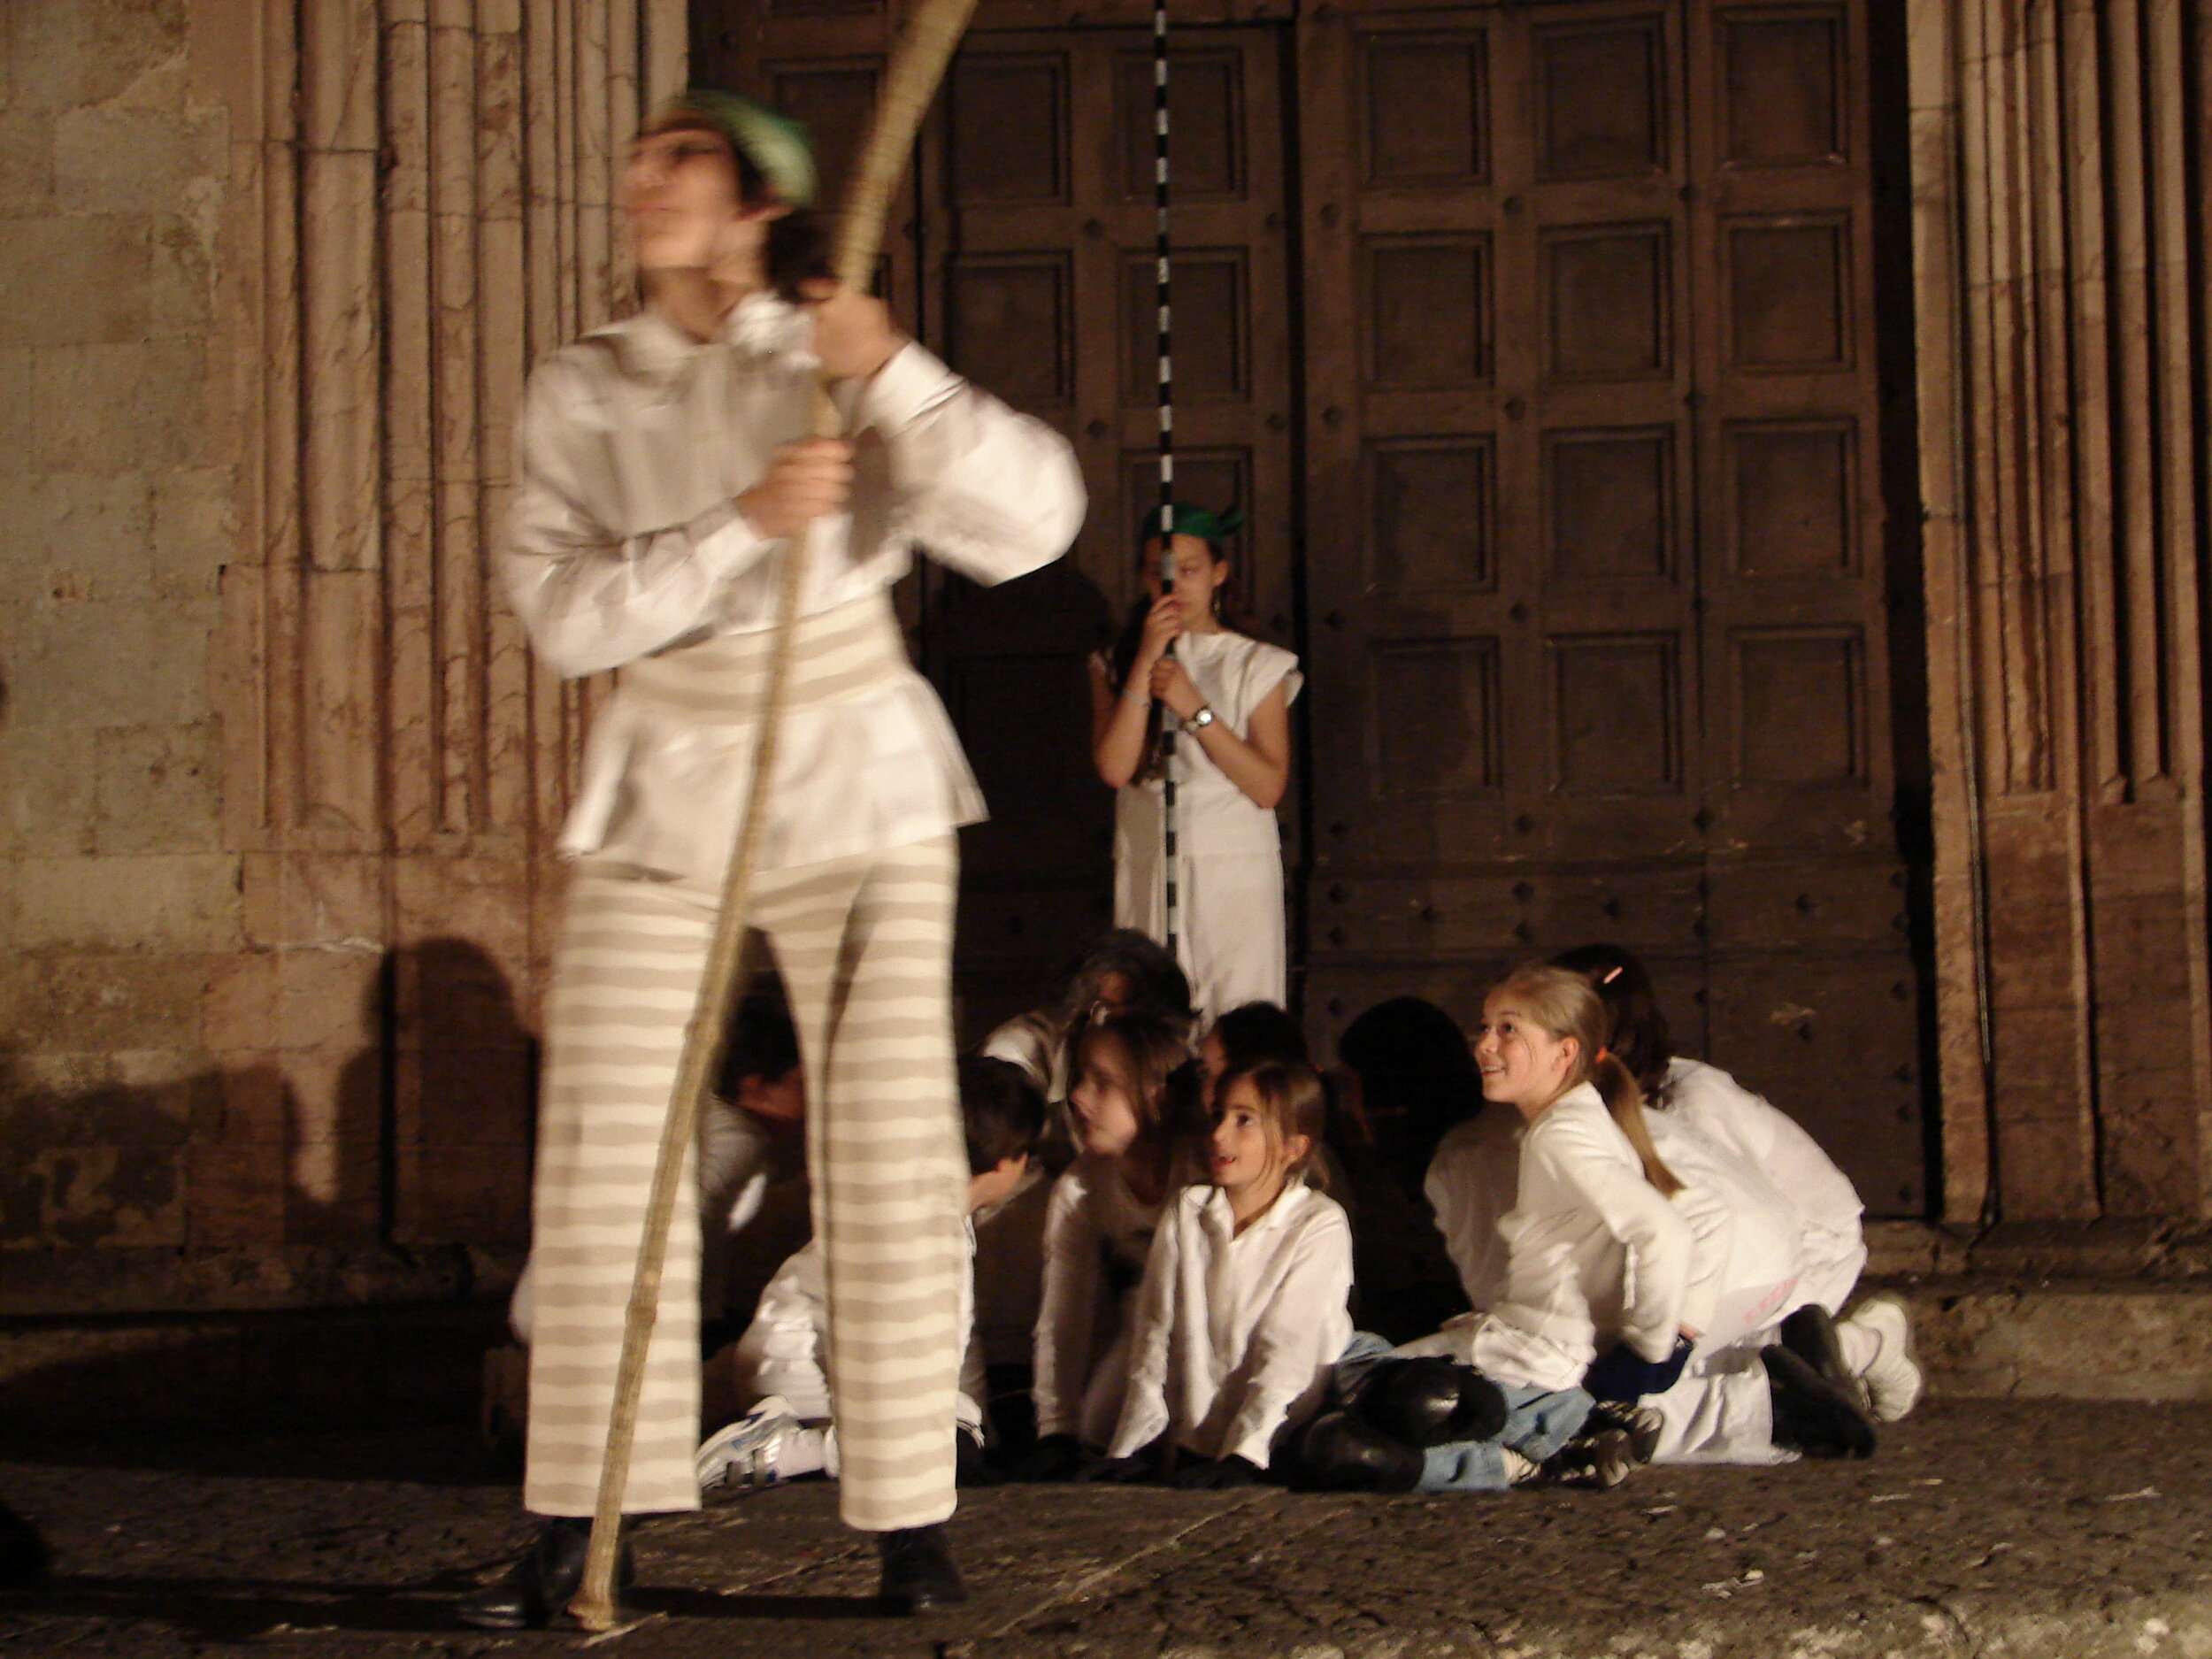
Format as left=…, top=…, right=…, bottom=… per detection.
left=1909, top=0, right=2212, bottom=1224
left=198, top=0, right=686, bottom=1252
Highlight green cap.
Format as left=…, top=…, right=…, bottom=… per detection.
left=662, top=88, right=818, bottom=209
left=1149, top=502, right=1246, bottom=546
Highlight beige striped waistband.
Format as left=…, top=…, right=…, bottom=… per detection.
left=619, top=590, right=909, bottom=719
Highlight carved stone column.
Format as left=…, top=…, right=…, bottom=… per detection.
left=201, top=0, right=686, bottom=1252
left=1909, top=0, right=2212, bottom=1224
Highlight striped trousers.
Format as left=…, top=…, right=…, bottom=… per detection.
left=523, top=836, right=969, bottom=1532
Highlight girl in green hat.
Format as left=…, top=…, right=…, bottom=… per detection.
left=1090, top=508, right=1299, bottom=1025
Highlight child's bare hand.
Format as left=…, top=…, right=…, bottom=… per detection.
left=802, top=281, right=904, bottom=380
left=740, top=438, right=853, bottom=539
left=1148, top=656, right=1203, bottom=719
left=1137, top=593, right=1184, bottom=662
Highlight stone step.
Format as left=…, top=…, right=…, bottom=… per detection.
left=6, top=1225, right=2212, bottom=1436
left=0, top=1303, right=504, bottom=1437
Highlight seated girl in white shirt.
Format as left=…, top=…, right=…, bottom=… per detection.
left=1020, top=1010, right=1203, bottom=1479
left=1553, top=944, right=1908, bottom=1456
left=1304, top=966, right=1704, bottom=1492
left=695, top=1056, right=1046, bottom=1490
left=1094, top=1060, right=1354, bottom=1486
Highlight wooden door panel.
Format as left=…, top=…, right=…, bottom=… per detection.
left=1301, top=0, right=1926, bottom=1213
left=925, top=23, right=1296, bottom=1034
left=696, top=0, right=1929, bottom=1210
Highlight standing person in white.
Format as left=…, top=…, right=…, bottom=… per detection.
left=461, top=91, right=1084, bottom=1629
left=1090, top=508, right=1299, bottom=1022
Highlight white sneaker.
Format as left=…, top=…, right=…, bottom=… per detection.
left=696, top=1395, right=802, bottom=1491
left=1841, top=1294, right=1923, bottom=1422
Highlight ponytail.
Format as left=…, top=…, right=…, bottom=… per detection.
left=1491, top=964, right=1686, bottom=1198
left=1592, top=1051, right=1681, bottom=1196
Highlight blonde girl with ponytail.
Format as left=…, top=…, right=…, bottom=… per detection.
left=1298, top=964, right=1724, bottom=1495
left=1449, top=964, right=1723, bottom=1403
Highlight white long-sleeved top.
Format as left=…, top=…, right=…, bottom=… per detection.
left=1442, top=1086, right=1717, bottom=1394
left=733, top=1221, right=987, bottom=1432
left=1032, top=1154, right=1164, bottom=1443
left=502, top=292, right=1086, bottom=875
left=1662, top=1060, right=1863, bottom=1296
left=1106, top=1181, right=1354, bottom=1468
left=1425, top=1105, right=1524, bottom=1311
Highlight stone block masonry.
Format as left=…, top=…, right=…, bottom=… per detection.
left=0, top=0, right=685, bottom=1313
left=0, top=0, right=239, bottom=1266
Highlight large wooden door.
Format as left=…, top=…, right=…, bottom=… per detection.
left=1297, top=0, right=1926, bottom=1212
left=695, top=5, right=1298, bottom=1032
left=690, top=0, right=1927, bottom=1212
left=918, top=25, right=1299, bottom=1029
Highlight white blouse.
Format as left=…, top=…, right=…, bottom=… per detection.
left=1425, top=1105, right=1525, bottom=1311
left=1424, top=1086, right=1720, bottom=1394
left=1032, top=1154, right=1166, bottom=1442
left=1661, top=1059, right=1863, bottom=1248
left=735, top=1222, right=987, bottom=1432
left=502, top=293, right=1086, bottom=874
left=1108, top=1180, right=1354, bottom=1468
left=1108, top=629, right=1302, bottom=864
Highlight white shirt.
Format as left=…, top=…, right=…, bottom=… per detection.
left=1661, top=1058, right=1863, bottom=1249
left=1427, top=1086, right=1716, bottom=1394
left=1425, top=1106, right=1525, bottom=1310
left=735, top=1221, right=987, bottom=1432
left=1032, top=1154, right=1165, bottom=1441
left=1107, top=1181, right=1354, bottom=1469
left=502, top=294, right=1086, bottom=873
left=1108, top=629, right=1302, bottom=866
left=1641, top=1110, right=1800, bottom=1349
left=980, top=1009, right=1066, bottom=1102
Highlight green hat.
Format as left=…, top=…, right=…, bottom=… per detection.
left=1150, top=502, right=1246, bottom=546
left=662, top=88, right=817, bottom=209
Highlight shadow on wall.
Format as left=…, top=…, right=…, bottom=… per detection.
left=0, top=937, right=538, bottom=1440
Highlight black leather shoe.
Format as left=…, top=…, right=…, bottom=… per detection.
left=877, top=1524, right=967, bottom=1613
left=0, top=1498, right=50, bottom=1588
left=1297, top=1410, right=1424, bottom=1493
left=456, top=1517, right=634, bottom=1631
left=1763, top=1345, right=1877, bottom=1460
left=1779, top=1305, right=1869, bottom=1408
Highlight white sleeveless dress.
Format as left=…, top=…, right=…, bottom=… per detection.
left=1109, top=628, right=1301, bottom=1022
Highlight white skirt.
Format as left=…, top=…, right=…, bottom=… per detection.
left=1114, top=843, right=1287, bottom=1022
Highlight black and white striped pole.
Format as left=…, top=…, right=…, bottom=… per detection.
left=1153, top=0, right=1179, bottom=959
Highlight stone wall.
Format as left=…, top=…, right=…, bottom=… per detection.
left=0, top=0, right=237, bottom=1273
left=0, top=0, right=683, bottom=1314
left=1909, top=0, right=2212, bottom=1225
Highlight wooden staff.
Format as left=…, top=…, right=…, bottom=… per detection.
left=568, top=1, right=980, bottom=1629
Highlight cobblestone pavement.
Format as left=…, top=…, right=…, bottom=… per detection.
left=4, top=1401, right=2212, bottom=1657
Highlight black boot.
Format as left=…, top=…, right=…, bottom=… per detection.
left=1355, top=1358, right=1509, bottom=1448
left=0, top=1498, right=50, bottom=1588
left=1763, top=1345, right=1877, bottom=1460
left=1297, top=1410, right=1424, bottom=1493
left=1779, top=1305, right=1869, bottom=1409
left=457, top=1517, right=634, bottom=1631
left=877, top=1524, right=966, bottom=1613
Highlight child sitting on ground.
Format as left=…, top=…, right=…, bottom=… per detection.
left=1092, top=1060, right=1355, bottom=1486
left=1304, top=966, right=1713, bottom=1494
left=695, top=1056, right=1046, bottom=1490
left=1021, top=1009, right=1204, bottom=1479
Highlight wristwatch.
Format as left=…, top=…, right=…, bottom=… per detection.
left=1184, top=705, right=1217, bottom=733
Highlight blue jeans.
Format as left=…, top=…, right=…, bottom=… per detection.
left=1332, top=1332, right=1594, bottom=1494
